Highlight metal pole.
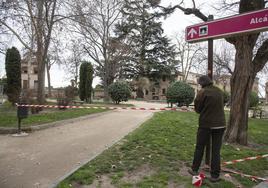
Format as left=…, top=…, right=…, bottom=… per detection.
left=18, top=117, right=21, bottom=134
left=208, top=15, right=214, bottom=79
left=205, top=15, right=214, bottom=167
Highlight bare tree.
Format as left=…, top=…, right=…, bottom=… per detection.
left=67, top=0, right=122, bottom=101
left=175, top=32, right=206, bottom=81
left=158, top=0, right=268, bottom=145
left=63, top=39, right=84, bottom=88
left=0, top=0, right=66, bottom=104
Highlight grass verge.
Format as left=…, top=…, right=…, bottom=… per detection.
left=0, top=103, right=109, bottom=128
left=0, top=100, right=135, bottom=128
left=57, top=111, right=268, bottom=188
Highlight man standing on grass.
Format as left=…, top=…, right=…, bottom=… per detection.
left=188, top=75, right=226, bottom=182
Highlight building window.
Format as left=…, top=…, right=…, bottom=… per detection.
left=23, top=80, right=28, bottom=89
left=22, top=67, right=28, bottom=74
left=34, top=68, right=38, bottom=74
left=34, top=80, right=38, bottom=90
left=145, top=90, right=149, bottom=95
left=162, top=88, right=166, bottom=95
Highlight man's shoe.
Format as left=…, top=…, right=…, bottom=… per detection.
left=188, top=169, right=198, bottom=176
left=209, top=176, right=221, bottom=183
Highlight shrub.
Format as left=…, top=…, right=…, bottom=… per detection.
left=223, top=91, right=230, bottom=105
left=1, top=101, right=13, bottom=110
left=108, top=81, right=131, bottom=104
left=65, top=86, right=78, bottom=100
left=249, top=91, right=259, bottom=108
left=29, top=99, right=43, bottom=114
left=166, top=81, right=195, bottom=107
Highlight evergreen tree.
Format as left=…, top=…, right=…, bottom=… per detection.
left=115, top=0, right=177, bottom=81
left=5, top=47, right=21, bottom=105
left=79, top=61, right=94, bottom=103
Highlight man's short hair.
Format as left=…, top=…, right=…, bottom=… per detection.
left=198, top=75, right=213, bottom=87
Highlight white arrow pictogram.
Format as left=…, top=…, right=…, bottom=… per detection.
left=188, top=28, right=197, bottom=38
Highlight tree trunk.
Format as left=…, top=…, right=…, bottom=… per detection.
left=36, top=0, right=45, bottom=104
left=103, top=81, right=109, bottom=102
left=37, top=54, right=46, bottom=104
left=46, top=62, right=52, bottom=97
left=224, top=37, right=255, bottom=145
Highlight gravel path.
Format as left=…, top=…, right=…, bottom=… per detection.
left=0, top=101, right=166, bottom=188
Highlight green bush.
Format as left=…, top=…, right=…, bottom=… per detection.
left=249, top=91, right=259, bottom=107
left=166, top=81, right=195, bottom=107
left=108, top=81, right=131, bottom=104
left=223, top=91, right=230, bottom=105
left=65, top=86, right=78, bottom=100
left=57, top=98, right=69, bottom=110
left=1, top=101, right=13, bottom=110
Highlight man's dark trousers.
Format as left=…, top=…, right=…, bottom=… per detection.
left=192, top=127, right=225, bottom=178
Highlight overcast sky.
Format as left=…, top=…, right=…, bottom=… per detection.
left=0, top=0, right=216, bottom=85
left=0, top=0, right=267, bottom=96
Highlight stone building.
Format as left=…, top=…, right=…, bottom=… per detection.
left=215, top=74, right=259, bottom=94
left=21, top=52, right=38, bottom=92
left=142, top=73, right=259, bottom=101
left=142, top=72, right=201, bottom=101
left=93, top=73, right=260, bottom=101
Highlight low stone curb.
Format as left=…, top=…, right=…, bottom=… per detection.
left=0, top=110, right=113, bottom=134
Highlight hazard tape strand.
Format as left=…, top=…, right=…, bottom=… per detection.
left=15, top=103, right=192, bottom=111
left=220, top=154, right=268, bottom=182
left=222, top=168, right=268, bottom=182
left=222, top=154, right=268, bottom=166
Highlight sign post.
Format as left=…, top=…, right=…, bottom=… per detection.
left=207, top=15, right=214, bottom=80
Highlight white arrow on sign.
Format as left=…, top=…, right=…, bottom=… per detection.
left=187, top=28, right=197, bottom=38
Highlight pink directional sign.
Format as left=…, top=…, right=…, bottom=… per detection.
left=186, top=8, right=268, bottom=42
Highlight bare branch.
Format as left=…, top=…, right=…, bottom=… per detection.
left=253, top=38, right=268, bottom=73
left=156, top=4, right=208, bottom=21
left=0, top=20, right=31, bottom=50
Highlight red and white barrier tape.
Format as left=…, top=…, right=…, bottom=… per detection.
left=222, top=154, right=268, bottom=166
left=222, top=167, right=268, bottom=182
left=220, top=154, right=268, bottom=182
left=15, top=103, right=192, bottom=111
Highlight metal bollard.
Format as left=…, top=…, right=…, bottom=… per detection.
left=17, top=103, right=28, bottom=134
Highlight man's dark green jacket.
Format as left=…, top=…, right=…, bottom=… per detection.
left=194, top=85, right=226, bottom=128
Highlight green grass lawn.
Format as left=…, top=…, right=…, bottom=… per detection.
left=0, top=104, right=107, bottom=128
left=0, top=101, right=135, bottom=128
left=57, top=111, right=268, bottom=188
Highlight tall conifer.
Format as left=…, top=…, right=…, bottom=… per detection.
left=79, top=61, right=93, bottom=103
left=115, top=0, right=177, bottom=80
left=5, top=47, right=21, bottom=104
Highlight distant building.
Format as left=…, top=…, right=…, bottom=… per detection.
left=143, top=75, right=170, bottom=101
left=142, top=72, right=201, bottom=101
left=21, top=52, right=38, bottom=93
left=92, top=73, right=260, bottom=101
left=215, top=74, right=259, bottom=94
left=141, top=72, right=259, bottom=101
